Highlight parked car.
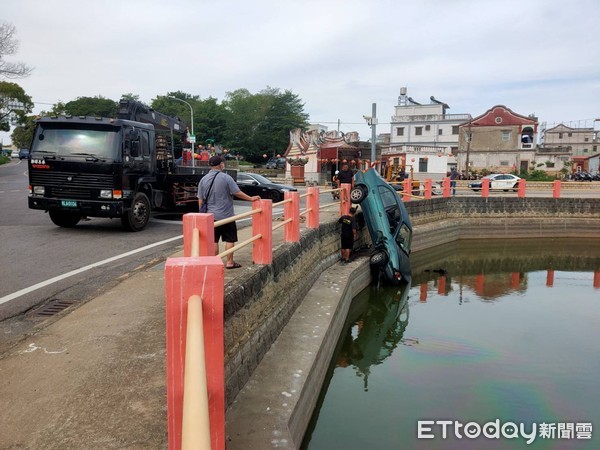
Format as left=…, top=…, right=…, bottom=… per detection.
left=468, top=173, right=521, bottom=191
left=236, top=172, right=297, bottom=203
left=10, top=149, right=19, bottom=158
left=350, top=168, right=413, bottom=284
left=18, top=148, right=29, bottom=160
left=265, top=157, right=287, bottom=170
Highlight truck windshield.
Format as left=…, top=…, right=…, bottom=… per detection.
left=31, top=125, right=119, bottom=160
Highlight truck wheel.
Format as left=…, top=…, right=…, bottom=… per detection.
left=121, top=193, right=150, bottom=231
left=49, top=210, right=81, bottom=228
left=350, top=185, right=367, bottom=203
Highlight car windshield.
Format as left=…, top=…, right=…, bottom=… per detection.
left=32, top=124, right=120, bottom=159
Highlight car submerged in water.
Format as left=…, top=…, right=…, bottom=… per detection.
left=350, top=168, right=413, bottom=284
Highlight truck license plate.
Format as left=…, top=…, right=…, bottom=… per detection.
left=61, top=200, right=77, bottom=208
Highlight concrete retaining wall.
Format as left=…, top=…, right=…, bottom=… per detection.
left=223, top=197, right=600, bottom=407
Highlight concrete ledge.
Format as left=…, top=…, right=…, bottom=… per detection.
left=226, top=258, right=371, bottom=449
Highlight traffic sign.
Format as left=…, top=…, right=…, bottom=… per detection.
left=189, top=134, right=196, bottom=143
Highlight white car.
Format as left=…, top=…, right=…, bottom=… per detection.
left=469, top=173, right=521, bottom=191
left=10, top=149, right=19, bottom=158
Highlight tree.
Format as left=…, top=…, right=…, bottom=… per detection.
left=0, top=22, right=33, bottom=78
left=222, top=87, right=309, bottom=162
left=64, top=96, right=118, bottom=117
left=10, top=115, right=36, bottom=149
left=0, top=80, right=33, bottom=131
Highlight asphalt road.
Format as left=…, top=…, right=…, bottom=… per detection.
left=0, top=160, right=271, bottom=324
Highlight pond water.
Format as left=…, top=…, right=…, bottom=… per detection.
left=302, top=239, right=600, bottom=450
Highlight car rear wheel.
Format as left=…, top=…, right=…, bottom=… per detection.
left=270, top=190, right=283, bottom=203
left=370, top=250, right=389, bottom=267
left=121, top=192, right=150, bottom=231
left=350, top=185, right=367, bottom=203
left=49, top=210, right=81, bottom=228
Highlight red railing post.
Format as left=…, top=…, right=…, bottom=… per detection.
left=482, top=178, right=490, bottom=198
left=424, top=179, right=432, bottom=199
left=252, top=199, right=273, bottom=264
left=402, top=179, right=411, bottom=201
left=546, top=270, right=554, bottom=287
left=553, top=180, right=561, bottom=198
left=284, top=191, right=300, bottom=242
left=518, top=178, right=526, bottom=198
left=442, top=177, right=450, bottom=198
left=340, top=183, right=351, bottom=216
left=165, top=256, right=225, bottom=450
left=437, top=275, right=446, bottom=295
left=306, top=186, right=320, bottom=228
left=183, top=213, right=215, bottom=257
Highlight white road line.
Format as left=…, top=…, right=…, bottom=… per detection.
left=0, top=234, right=183, bottom=306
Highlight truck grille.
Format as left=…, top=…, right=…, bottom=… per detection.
left=30, top=171, right=114, bottom=200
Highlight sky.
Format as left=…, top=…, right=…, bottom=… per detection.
left=2, top=0, right=599, bottom=146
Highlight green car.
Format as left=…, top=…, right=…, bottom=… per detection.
left=351, top=168, right=413, bottom=284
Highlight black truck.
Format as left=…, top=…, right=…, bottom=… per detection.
left=28, top=99, right=232, bottom=231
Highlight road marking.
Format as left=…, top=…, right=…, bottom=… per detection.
left=0, top=235, right=183, bottom=306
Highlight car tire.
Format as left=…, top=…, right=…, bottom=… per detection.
left=270, top=191, right=283, bottom=203
left=370, top=250, right=388, bottom=267
left=49, top=210, right=81, bottom=228
left=350, top=185, right=367, bottom=203
left=121, top=192, right=151, bottom=231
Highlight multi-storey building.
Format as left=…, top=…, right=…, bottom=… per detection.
left=457, top=105, right=539, bottom=174
left=541, top=124, right=599, bottom=157
left=386, top=88, right=471, bottom=178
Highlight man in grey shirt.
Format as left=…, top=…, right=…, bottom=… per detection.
left=197, top=155, right=260, bottom=269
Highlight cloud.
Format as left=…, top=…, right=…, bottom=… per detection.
left=1, top=0, right=599, bottom=144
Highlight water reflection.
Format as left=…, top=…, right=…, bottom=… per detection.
left=335, top=283, right=410, bottom=391
left=303, top=239, right=600, bottom=450
left=413, top=239, right=600, bottom=302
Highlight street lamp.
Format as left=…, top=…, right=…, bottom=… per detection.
left=167, top=96, right=195, bottom=169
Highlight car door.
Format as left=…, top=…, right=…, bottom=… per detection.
left=237, top=173, right=260, bottom=197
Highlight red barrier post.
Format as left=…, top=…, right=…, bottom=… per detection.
left=165, top=256, right=225, bottom=450
left=424, top=179, right=432, bottom=199
left=546, top=270, right=554, bottom=287
left=402, top=179, right=411, bottom=201
left=183, top=213, right=215, bottom=257
left=511, top=272, right=521, bottom=290
left=482, top=178, right=490, bottom=198
left=252, top=199, right=273, bottom=264
left=518, top=178, right=526, bottom=198
left=475, top=274, right=485, bottom=295
left=340, top=183, right=351, bottom=217
left=306, top=186, right=320, bottom=228
left=553, top=180, right=561, bottom=198
left=284, top=191, right=300, bottom=242
left=420, top=283, right=427, bottom=302
left=437, top=275, right=446, bottom=295
left=442, top=177, right=450, bottom=198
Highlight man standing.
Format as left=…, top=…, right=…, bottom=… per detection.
left=450, top=167, right=458, bottom=196
left=337, top=162, right=354, bottom=188
left=197, top=155, right=260, bottom=269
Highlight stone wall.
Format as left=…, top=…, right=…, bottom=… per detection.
left=223, top=196, right=600, bottom=405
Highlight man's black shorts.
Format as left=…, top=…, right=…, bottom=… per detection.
left=215, top=221, right=238, bottom=243
left=341, top=235, right=354, bottom=250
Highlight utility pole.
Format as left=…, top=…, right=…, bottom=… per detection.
left=464, top=121, right=472, bottom=177
left=363, top=103, right=377, bottom=168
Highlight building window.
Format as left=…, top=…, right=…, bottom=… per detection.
left=452, top=126, right=459, bottom=135
left=425, top=125, right=431, bottom=131
left=500, top=161, right=509, bottom=166
left=418, top=158, right=428, bottom=172
left=583, top=148, right=588, bottom=153
left=594, top=146, right=597, bottom=152
left=502, top=131, right=511, bottom=141
left=559, top=133, right=563, bottom=139
left=438, top=129, right=443, bottom=135
left=415, top=127, right=423, bottom=136
left=396, top=127, right=404, bottom=136
left=495, top=117, right=503, bottom=124
left=568, top=133, right=573, bottom=137
left=546, top=162, right=555, bottom=168
left=450, top=147, right=458, bottom=155
left=584, top=137, right=589, bottom=142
